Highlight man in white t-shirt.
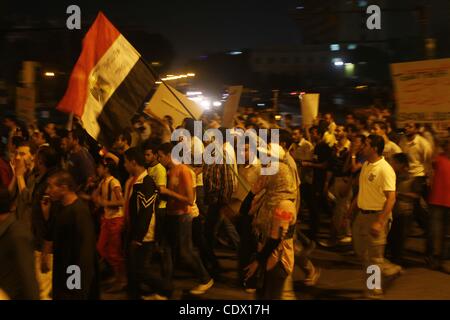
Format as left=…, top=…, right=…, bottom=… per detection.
left=398, top=122, right=433, bottom=236
left=371, top=121, right=401, bottom=164
left=349, top=134, right=401, bottom=299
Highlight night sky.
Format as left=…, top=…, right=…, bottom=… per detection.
left=3, top=0, right=303, bottom=67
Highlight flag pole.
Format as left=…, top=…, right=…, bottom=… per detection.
left=66, top=112, right=74, bottom=131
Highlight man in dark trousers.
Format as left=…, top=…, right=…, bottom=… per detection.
left=0, top=187, right=39, bottom=300
left=41, top=170, right=98, bottom=300
left=123, top=147, right=172, bottom=300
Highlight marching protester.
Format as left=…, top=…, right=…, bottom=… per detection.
left=31, top=146, right=60, bottom=299
left=157, top=142, right=214, bottom=295
left=348, top=134, right=402, bottom=299
left=93, top=159, right=127, bottom=293
left=122, top=147, right=172, bottom=299
left=41, top=170, right=99, bottom=300
left=244, top=144, right=297, bottom=299
left=0, top=187, right=39, bottom=300
left=427, top=138, right=450, bottom=272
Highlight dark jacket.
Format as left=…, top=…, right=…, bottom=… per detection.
left=0, top=214, right=39, bottom=300
left=127, top=172, right=158, bottom=243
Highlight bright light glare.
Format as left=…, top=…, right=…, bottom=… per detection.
left=44, top=72, right=55, bottom=77
left=187, top=73, right=196, bottom=77
left=213, top=101, right=222, bottom=107
left=330, top=44, right=340, bottom=51
left=200, top=100, right=211, bottom=109
left=229, top=51, right=242, bottom=55
left=186, top=91, right=203, bottom=96
left=333, top=58, right=344, bottom=66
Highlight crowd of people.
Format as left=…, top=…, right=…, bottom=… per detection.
left=0, top=106, right=449, bottom=300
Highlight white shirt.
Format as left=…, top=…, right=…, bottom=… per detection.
left=399, top=134, right=432, bottom=177
left=98, top=176, right=124, bottom=219
left=147, top=163, right=167, bottom=209
left=383, top=140, right=402, bottom=163
left=357, top=157, right=396, bottom=211
left=290, top=138, right=314, bottom=161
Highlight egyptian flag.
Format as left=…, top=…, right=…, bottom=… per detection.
left=57, top=12, right=156, bottom=147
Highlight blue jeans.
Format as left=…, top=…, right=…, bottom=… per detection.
left=429, top=205, right=450, bottom=261
left=161, top=214, right=211, bottom=284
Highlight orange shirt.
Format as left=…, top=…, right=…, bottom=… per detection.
left=167, top=164, right=194, bottom=215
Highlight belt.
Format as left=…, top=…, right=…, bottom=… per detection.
left=360, top=209, right=381, bottom=214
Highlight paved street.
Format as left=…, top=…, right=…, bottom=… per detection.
left=102, top=221, right=450, bottom=300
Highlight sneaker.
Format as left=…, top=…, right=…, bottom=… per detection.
left=338, top=236, right=352, bottom=245
left=318, top=239, right=336, bottom=248
left=304, top=267, right=321, bottom=286
left=364, top=288, right=384, bottom=300
left=383, top=264, right=403, bottom=277
left=141, top=294, right=169, bottom=300
left=189, top=279, right=214, bottom=295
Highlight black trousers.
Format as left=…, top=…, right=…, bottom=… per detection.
left=256, top=262, right=289, bottom=300
left=127, top=242, right=173, bottom=299
left=236, top=212, right=258, bottom=288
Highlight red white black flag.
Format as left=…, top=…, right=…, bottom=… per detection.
left=57, top=12, right=156, bottom=146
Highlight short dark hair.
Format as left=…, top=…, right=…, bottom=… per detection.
left=279, top=129, right=293, bottom=147
left=317, top=120, right=328, bottom=136
left=61, top=128, right=85, bottom=145
left=373, top=121, right=387, bottom=132
left=99, top=158, right=118, bottom=175
left=0, top=187, right=12, bottom=214
left=36, top=146, right=60, bottom=169
left=17, top=140, right=38, bottom=155
left=143, top=141, right=159, bottom=154
left=12, top=136, right=24, bottom=148
left=157, top=142, right=174, bottom=156
left=367, top=134, right=385, bottom=156
left=336, top=124, right=347, bottom=132
left=183, top=118, right=196, bottom=136
left=124, top=147, right=146, bottom=167
left=345, top=124, right=357, bottom=133
left=392, top=153, right=409, bottom=167
left=284, top=114, right=293, bottom=120
left=354, top=134, right=367, bottom=144
left=309, top=125, right=318, bottom=134
left=48, top=170, right=77, bottom=192
left=119, top=130, right=132, bottom=146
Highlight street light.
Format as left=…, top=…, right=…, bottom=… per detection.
left=44, top=72, right=55, bottom=77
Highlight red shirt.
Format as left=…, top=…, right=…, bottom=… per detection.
left=0, top=158, right=12, bottom=188
left=429, top=154, right=450, bottom=208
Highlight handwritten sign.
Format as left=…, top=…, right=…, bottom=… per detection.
left=391, top=58, right=450, bottom=131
